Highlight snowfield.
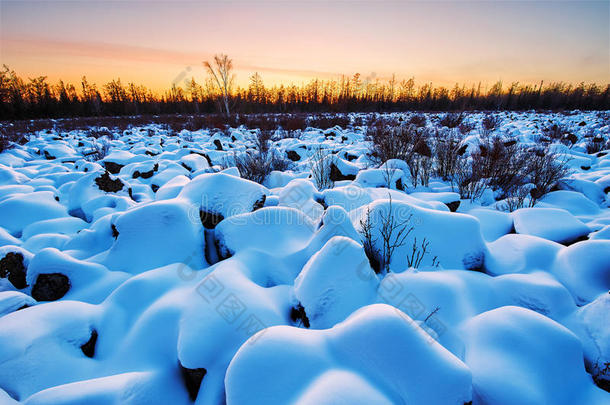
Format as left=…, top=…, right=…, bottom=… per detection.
left=0, top=111, right=609, bottom=404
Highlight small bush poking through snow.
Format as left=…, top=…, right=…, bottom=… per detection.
left=439, top=112, right=464, bottom=128
left=433, top=129, right=463, bottom=181
left=310, top=147, right=334, bottom=190
left=527, top=148, right=569, bottom=205
left=358, top=196, right=424, bottom=273
left=235, top=129, right=291, bottom=183
left=84, top=140, right=110, bottom=162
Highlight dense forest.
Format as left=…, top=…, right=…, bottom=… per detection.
left=1, top=64, right=608, bottom=121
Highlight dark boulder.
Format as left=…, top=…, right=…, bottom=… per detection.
left=445, top=201, right=461, bottom=212
left=330, top=163, right=356, bottom=182
left=179, top=362, right=207, bottom=401
left=290, top=303, right=310, bottom=328
left=95, top=171, right=124, bottom=193
left=80, top=329, right=98, bottom=358
left=31, top=273, right=71, bottom=301
left=200, top=210, right=224, bottom=229
left=0, top=252, right=28, bottom=289
left=103, top=161, right=123, bottom=174
left=286, top=150, right=301, bottom=161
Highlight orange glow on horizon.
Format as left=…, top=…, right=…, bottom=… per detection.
left=1, top=1, right=608, bottom=94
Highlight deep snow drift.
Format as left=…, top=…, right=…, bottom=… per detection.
left=0, top=111, right=609, bottom=404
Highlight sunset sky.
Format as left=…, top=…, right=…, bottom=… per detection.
left=1, top=0, right=608, bottom=93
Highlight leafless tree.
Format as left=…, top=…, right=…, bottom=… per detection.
left=204, top=54, right=234, bottom=117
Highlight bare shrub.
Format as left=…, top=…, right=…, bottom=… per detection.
left=406, top=237, right=438, bottom=268
left=359, top=196, right=413, bottom=273
left=451, top=156, right=487, bottom=201
left=234, top=129, right=291, bottom=184
left=481, top=114, right=502, bottom=131
left=473, top=136, right=529, bottom=198
left=439, top=112, right=464, bottom=128
left=234, top=149, right=289, bottom=184
left=84, top=140, right=110, bottom=162
left=309, top=114, right=350, bottom=130
left=359, top=206, right=381, bottom=272
left=310, top=147, right=334, bottom=190
left=89, top=127, right=115, bottom=139
left=458, top=120, right=476, bottom=135
left=585, top=135, right=609, bottom=154
left=377, top=197, right=413, bottom=273
left=433, top=129, right=463, bottom=180
left=527, top=148, right=569, bottom=205
left=358, top=196, right=436, bottom=272
left=0, top=129, right=9, bottom=153
left=368, top=123, right=433, bottom=188
left=367, top=123, right=412, bottom=164
left=408, top=114, right=427, bottom=127
left=542, top=121, right=569, bottom=141
left=497, top=184, right=531, bottom=212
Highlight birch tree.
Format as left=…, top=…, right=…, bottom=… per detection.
left=204, top=54, right=234, bottom=117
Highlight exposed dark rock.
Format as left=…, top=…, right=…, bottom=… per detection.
left=179, top=362, right=206, bottom=401
left=457, top=144, right=468, bottom=155
left=95, top=171, right=124, bottom=193
left=213, top=139, right=223, bottom=151
left=103, top=161, right=123, bottom=174
left=330, top=163, right=356, bottom=182
left=80, top=329, right=98, bottom=358
left=604, top=186, right=610, bottom=194
left=564, top=133, right=578, bottom=145
left=346, top=153, right=358, bottom=161
left=286, top=150, right=301, bottom=161
left=290, top=304, right=310, bottom=328
left=32, top=273, right=71, bottom=301
left=181, top=163, right=193, bottom=172
left=133, top=164, right=157, bottom=179
left=200, top=210, right=224, bottom=229
left=315, top=196, right=328, bottom=210
left=503, top=139, right=517, bottom=147
left=252, top=195, right=266, bottom=211
left=581, top=166, right=591, bottom=171
left=396, top=178, right=404, bottom=191
left=578, top=121, right=587, bottom=126
left=151, top=184, right=159, bottom=193
left=111, top=224, right=119, bottom=239
left=594, top=376, right=610, bottom=393
left=446, top=201, right=461, bottom=212
left=0, top=252, right=28, bottom=289
left=44, top=150, right=56, bottom=160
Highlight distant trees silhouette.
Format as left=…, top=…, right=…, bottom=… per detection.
left=0, top=64, right=608, bottom=120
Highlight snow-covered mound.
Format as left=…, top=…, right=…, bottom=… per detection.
left=0, top=111, right=609, bottom=403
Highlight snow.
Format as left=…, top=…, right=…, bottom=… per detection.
left=294, top=236, right=379, bottom=328
left=226, top=304, right=472, bottom=405
left=512, top=207, right=590, bottom=244
left=461, top=306, right=608, bottom=404
left=0, top=111, right=609, bottom=403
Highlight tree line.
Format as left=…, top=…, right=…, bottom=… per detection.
left=1, top=55, right=608, bottom=120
